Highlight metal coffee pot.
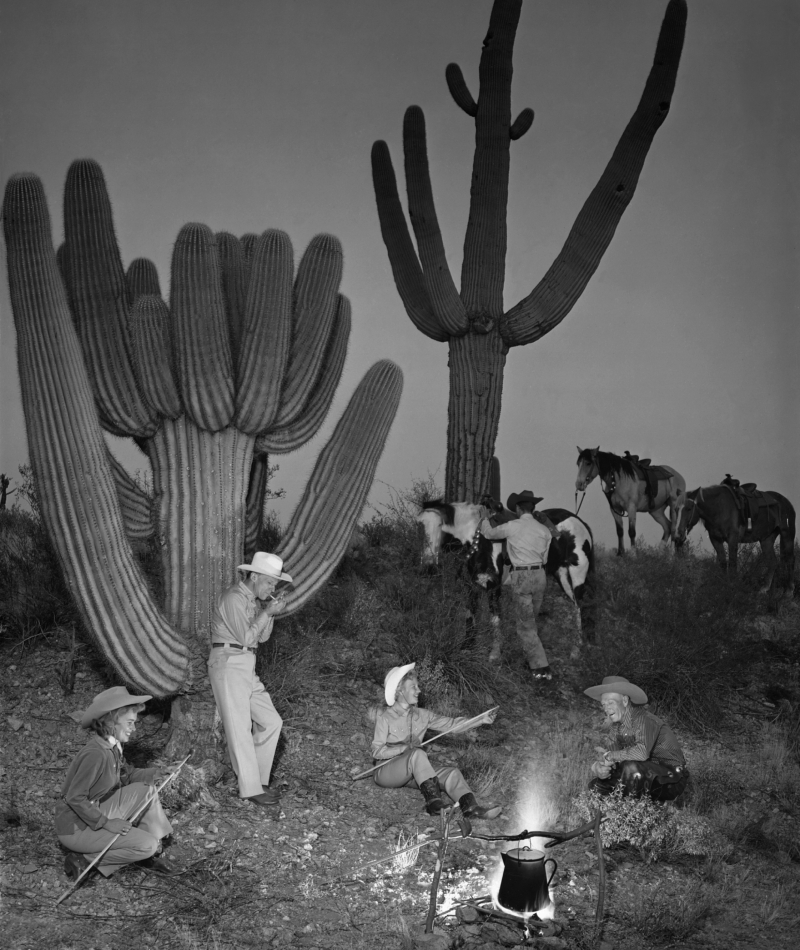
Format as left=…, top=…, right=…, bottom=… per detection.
left=497, top=847, right=557, bottom=916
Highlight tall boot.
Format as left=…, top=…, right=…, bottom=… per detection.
left=459, top=792, right=502, bottom=821
left=419, top=777, right=444, bottom=815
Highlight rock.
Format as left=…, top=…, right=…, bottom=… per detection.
left=413, top=932, right=451, bottom=950
left=7, top=718, right=23, bottom=731
left=480, top=921, right=522, bottom=946
left=455, top=905, right=481, bottom=924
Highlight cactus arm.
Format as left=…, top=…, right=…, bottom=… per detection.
left=256, top=294, right=350, bottom=455
left=244, top=451, right=269, bottom=561
left=126, top=258, right=162, bottom=304
left=277, top=360, right=403, bottom=614
left=234, top=229, right=293, bottom=434
left=107, top=450, right=154, bottom=541
left=371, top=141, right=449, bottom=343
left=62, top=160, right=158, bottom=438
left=403, top=107, right=468, bottom=336
left=216, top=231, right=248, bottom=366
left=4, top=173, right=189, bottom=695
left=445, top=63, right=477, bottom=117
left=501, top=0, right=687, bottom=347
left=170, top=224, right=235, bottom=431
left=509, top=107, right=534, bottom=140
left=272, top=235, right=343, bottom=427
left=459, top=0, right=521, bottom=317
left=130, top=295, right=183, bottom=419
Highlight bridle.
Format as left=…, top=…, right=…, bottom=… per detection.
left=575, top=456, right=599, bottom=515
left=679, top=488, right=704, bottom=533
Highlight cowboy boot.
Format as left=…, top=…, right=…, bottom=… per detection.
left=419, top=777, right=444, bottom=815
left=458, top=793, right=502, bottom=820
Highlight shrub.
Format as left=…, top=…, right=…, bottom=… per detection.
left=587, top=546, right=761, bottom=732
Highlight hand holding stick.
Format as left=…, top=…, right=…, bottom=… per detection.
left=55, top=751, right=192, bottom=905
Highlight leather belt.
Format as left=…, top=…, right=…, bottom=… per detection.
left=212, top=642, right=256, bottom=652
left=510, top=564, right=543, bottom=571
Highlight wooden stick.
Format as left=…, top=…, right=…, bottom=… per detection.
left=425, top=808, right=452, bottom=933
left=594, top=810, right=606, bottom=941
left=351, top=706, right=499, bottom=781
left=56, top=752, right=192, bottom=905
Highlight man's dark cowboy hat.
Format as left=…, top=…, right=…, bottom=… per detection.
left=507, top=490, right=544, bottom=511
left=584, top=676, right=648, bottom=705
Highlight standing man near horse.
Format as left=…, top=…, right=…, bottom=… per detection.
left=480, top=490, right=555, bottom=680
left=209, top=551, right=291, bottom=810
left=584, top=676, right=688, bottom=802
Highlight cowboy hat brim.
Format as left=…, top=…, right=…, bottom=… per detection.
left=584, top=678, right=648, bottom=705
left=236, top=563, right=293, bottom=583
left=79, top=687, right=153, bottom=728
left=384, top=663, right=416, bottom=707
left=507, top=491, right=544, bottom=510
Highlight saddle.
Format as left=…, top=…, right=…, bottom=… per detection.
left=720, top=475, right=777, bottom=531
left=623, top=452, right=671, bottom=509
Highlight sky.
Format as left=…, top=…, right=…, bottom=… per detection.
left=1, top=0, right=798, bottom=551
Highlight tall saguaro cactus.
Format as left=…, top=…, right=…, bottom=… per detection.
left=372, top=0, right=686, bottom=502
left=4, top=162, right=403, bottom=698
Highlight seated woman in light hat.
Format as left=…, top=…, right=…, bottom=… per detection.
left=209, top=551, right=291, bottom=809
left=584, top=675, right=688, bottom=802
left=56, top=687, right=174, bottom=881
left=371, top=663, right=502, bottom=819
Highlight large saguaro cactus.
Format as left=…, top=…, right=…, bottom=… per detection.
left=4, top=162, right=403, bottom=698
left=372, top=0, right=686, bottom=502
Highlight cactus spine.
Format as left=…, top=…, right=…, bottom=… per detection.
left=4, top=161, right=403, bottom=697
left=373, top=0, right=686, bottom=502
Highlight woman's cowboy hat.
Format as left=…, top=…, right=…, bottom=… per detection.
left=583, top=675, right=648, bottom=705
left=80, top=686, right=153, bottom=728
left=384, top=663, right=416, bottom=707
left=237, top=551, right=293, bottom=583
left=507, top=490, right=544, bottom=510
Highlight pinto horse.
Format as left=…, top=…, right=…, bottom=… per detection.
left=418, top=501, right=595, bottom=659
left=675, top=485, right=796, bottom=595
left=575, top=447, right=685, bottom=555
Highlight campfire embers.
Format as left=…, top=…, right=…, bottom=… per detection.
left=454, top=900, right=564, bottom=945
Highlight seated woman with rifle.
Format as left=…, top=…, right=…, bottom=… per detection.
left=56, top=687, right=175, bottom=881
left=371, top=663, right=502, bottom=819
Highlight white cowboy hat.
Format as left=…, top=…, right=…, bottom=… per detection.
left=384, top=663, right=416, bottom=707
left=80, top=686, right=153, bottom=728
left=237, top=551, right=293, bottom=583
left=583, top=675, right=648, bottom=705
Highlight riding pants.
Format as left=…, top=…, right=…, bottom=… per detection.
left=373, top=749, right=471, bottom=802
left=208, top=647, right=283, bottom=798
left=589, top=759, right=689, bottom=802
left=504, top=568, right=549, bottom=669
left=58, top=783, right=172, bottom=876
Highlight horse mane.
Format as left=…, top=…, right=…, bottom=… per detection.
left=420, top=499, right=456, bottom=526
left=592, top=449, right=639, bottom=482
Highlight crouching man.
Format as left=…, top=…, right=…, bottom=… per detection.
left=583, top=676, right=688, bottom=802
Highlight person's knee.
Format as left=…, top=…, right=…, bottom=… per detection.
left=408, top=749, right=430, bottom=769
left=619, top=761, right=642, bottom=782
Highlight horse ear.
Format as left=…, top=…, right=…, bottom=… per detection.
left=576, top=445, right=583, bottom=454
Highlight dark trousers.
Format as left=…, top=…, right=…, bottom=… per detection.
left=589, top=759, right=688, bottom=802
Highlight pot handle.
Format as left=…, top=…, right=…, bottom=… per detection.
left=545, top=857, right=558, bottom=887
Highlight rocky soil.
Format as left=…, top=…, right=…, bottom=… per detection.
left=2, top=586, right=799, bottom=950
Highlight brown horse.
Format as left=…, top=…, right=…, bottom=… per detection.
left=575, top=447, right=685, bottom=555
left=675, top=485, right=796, bottom=595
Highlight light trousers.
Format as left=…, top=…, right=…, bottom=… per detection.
left=208, top=647, right=282, bottom=798
left=504, top=568, right=548, bottom=668
left=58, top=783, right=172, bottom=876
left=373, top=748, right=471, bottom=802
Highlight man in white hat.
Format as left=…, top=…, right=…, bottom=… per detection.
left=584, top=676, right=688, bottom=801
left=208, top=551, right=292, bottom=809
